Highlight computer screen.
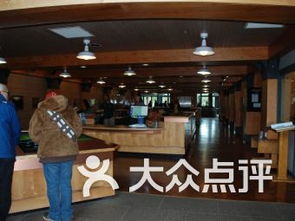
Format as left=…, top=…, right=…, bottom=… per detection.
left=130, top=106, right=148, bottom=118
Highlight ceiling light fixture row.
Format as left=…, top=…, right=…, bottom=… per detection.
left=59, top=67, right=71, bottom=78
left=193, top=32, right=215, bottom=56
left=77, top=38, right=96, bottom=60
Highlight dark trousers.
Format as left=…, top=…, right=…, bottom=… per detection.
left=0, top=159, right=15, bottom=221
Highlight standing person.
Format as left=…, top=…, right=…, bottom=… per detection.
left=29, top=91, right=82, bottom=221
left=0, top=83, right=21, bottom=221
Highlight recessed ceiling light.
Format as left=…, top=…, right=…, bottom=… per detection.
left=144, top=90, right=149, bottom=93
left=245, top=22, right=284, bottom=29
left=134, top=88, right=139, bottom=91
left=80, top=65, right=87, bottom=69
left=159, top=84, right=166, bottom=88
left=142, top=63, right=149, bottom=66
left=203, top=85, right=209, bottom=88
left=193, top=32, right=215, bottom=56
left=167, top=88, right=173, bottom=91
left=49, top=26, right=93, bottom=38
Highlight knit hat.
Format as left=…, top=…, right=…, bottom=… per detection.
left=45, top=90, right=58, bottom=99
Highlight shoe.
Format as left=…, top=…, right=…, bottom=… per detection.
left=43, top=212, right=54, bottom=221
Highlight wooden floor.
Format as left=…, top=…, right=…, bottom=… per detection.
left=114, top=118, right=295, bottom=203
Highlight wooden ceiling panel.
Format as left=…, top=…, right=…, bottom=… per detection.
left=1, top=1, right=295, bottom=30
left=0, top=20, right=286, bottom=57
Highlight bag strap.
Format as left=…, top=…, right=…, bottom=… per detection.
left=47, top=110, right=77, bottom=141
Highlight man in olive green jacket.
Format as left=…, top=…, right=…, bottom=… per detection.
left=29, top=92, right=82, bottom=221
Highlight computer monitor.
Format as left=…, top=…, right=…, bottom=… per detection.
left=129, top=105, right=148, bottom=128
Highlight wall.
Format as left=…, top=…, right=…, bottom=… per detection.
left=7, top=73, right=47, bottom=129
left=7, top=73, right=103, bottom=129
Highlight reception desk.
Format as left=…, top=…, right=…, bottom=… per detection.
left=83, top=116, right=193, bottom=155
left=11, top=134, right=118, bottom=213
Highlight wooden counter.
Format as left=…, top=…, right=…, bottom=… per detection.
left=83, top=116, right=193, bottom=155
left=11, top=137, right=118, bottom=213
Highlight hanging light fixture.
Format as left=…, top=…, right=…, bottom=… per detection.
left=146, top=76, right=156, bottom=84
left=123, top=66, right=136, bottom=76
left=197, top=65, right=211, bottom=75
left=97, top=77, right=106, bottom=84
left=118, top=83, right=126, bottom=88
left=201, top=78, right=211, bottom=83
left=193, top=32, right=215, bottom=56
left=77, top=39, right=96, bottom=60
left=59, top=67, right=71, bottom=78
left=0, top=57, right=7, bottom=64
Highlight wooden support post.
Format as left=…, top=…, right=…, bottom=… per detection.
left=277, top=131, right=289, bottom=180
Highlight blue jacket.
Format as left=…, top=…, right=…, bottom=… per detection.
left=0, top=94, right=21, bottom=159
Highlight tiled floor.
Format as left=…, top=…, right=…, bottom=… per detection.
left=7, top=192, right=295, bottom=221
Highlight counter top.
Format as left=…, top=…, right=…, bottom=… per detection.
left=83, top=124, right=162, bottom=133
left=16, top=134, right=118, bottom=157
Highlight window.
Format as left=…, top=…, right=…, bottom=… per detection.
left=141, top=93, right=171, bottom=107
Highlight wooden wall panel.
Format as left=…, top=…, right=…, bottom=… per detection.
left=7, top=73, right=47, bottom=129
left=234, top=90, right=242, bottom=127
left=281, top=78, right=292, bottom=122
left=261, top=79, right=278, bottom=128
left=7, top=73, right=103, bottom=129
left=244, top=112, right=261, bottom=135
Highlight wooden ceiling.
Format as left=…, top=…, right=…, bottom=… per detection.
left=1, top=0, right=295, bottom=93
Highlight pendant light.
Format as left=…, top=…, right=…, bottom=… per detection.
left=59, top=67, right=71, bottom=78
left=201, top=78, right=211, bottom=83
left=0, top=57, right=7, bottom=64
left=97, top=77, right=106, bottom=84
left=124, top=66, right=136, bottom=76
left=77, top=39, right=96, bottom=60
left=197, top=65, right=211, bottom=75
left=119, top=83, right=126, bottom=88
left=146, top=76, right=156, bottom=84
left=193, top=32, right=215, bottom=56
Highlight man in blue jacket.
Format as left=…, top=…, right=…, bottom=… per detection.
left=0, top=83, right=21, bottom=221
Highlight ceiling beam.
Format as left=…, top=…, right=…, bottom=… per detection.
left=66, top=65, right=249, bottom=79
left=269, top=27, right=295, bottom=58
left=6, top=47, right=268, bottom=69
left=1, top=1, right=295, bottom=29
left=2, top=0, right=295, bottom=11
